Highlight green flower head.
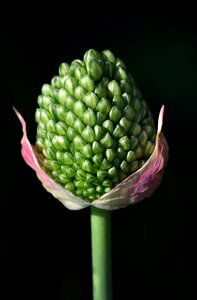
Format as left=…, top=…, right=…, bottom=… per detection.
left=14, top=49, right=168, bottom=210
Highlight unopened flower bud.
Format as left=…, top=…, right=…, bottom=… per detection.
left=15, top=48, right=168, bottom=210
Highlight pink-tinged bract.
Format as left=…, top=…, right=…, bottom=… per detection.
left=14, top=106, right=168, bottom=210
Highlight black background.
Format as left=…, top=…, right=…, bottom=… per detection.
left=1, top=5, right=197, bottom=300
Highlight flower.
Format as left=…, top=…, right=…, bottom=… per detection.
left=14, top=49, right=168, bottom=210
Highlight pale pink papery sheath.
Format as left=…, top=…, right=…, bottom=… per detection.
left=14, top=106, right=168, bottom=210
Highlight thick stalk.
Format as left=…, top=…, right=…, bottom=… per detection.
left=90, top=207, right=112, bottom=300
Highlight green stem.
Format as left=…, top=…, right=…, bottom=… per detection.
left=90, top=207, right=112, bottom=300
